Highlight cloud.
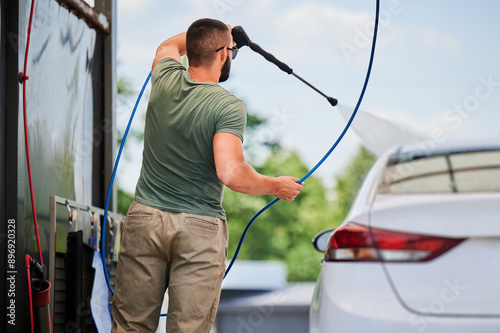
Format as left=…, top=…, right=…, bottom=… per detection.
left=267, top=1, right=462, bottom=66
left=273, top=1, right=374, bottom=64
left=183, top=0, right=217, bottom=17
left=117, top=40, right=154, bottom=68
left=117, top=0, right=153, bottom=15
left=172, top=0, right=281, bottom=23
left=417, top=27, right=461, bottom=56
left=212, top=0, right=279, bottom=22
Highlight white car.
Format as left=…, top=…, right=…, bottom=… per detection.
left=310, top=140, right=500, bottom=333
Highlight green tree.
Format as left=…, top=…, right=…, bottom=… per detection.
left=117, top=187, right=134, bottom=216
left=115, top=76, right=148, bottom=215
left=334, top=146, right=377, bottom=220
left=224, top=145, right=377, bottom=282
left=224, top=150, right=337, bottom=282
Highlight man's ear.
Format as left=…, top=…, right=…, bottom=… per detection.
left=219, top=48, right=227, bottom=64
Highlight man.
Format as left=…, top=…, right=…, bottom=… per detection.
left=111, top=18, right=303, bottom=333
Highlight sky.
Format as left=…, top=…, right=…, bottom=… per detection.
left=114, top=0, right=500, bottom=192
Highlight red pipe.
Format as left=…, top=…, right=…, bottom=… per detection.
left=20, top=0, right=44, bottom=265
left=25, top=255, right=34, bottom=333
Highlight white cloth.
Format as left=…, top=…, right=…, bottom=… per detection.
left=91, top=251, right=113, bottom=332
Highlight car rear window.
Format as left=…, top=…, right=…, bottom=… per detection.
left=379, top=149, right=500, bottom=194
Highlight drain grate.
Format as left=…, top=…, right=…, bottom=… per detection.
left=53, top=252, right=67, bottom=332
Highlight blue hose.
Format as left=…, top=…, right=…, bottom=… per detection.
left=102, top=0, right=379, bottom=317
left=101, top=72, right=151, bottom=295
left=225, top=0, right=379, bottom=277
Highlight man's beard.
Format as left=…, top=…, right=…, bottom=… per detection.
left=219, top=54, right=231, bottom=82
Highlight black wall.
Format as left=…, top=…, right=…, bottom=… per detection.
left=1, top=0, right=114, bottom=331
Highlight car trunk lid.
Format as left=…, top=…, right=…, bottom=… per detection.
left=369, top=193, right=500, bottom=317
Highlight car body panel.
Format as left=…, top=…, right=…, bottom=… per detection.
left=310, top=264, right=500, bottom=333
left=369, top=194, right=500, bottom=237
left=310, top=140, right=500, bottom=332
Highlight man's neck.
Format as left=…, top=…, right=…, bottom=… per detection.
left=188, top=66, right=219, bottom=84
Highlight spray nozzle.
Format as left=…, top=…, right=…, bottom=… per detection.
left=230, top=25, right=338, bottom=107
left=232, top=26, right=251, bottom=49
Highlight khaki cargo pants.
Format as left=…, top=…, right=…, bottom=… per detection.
left=111, top=201, right=228, bottom=332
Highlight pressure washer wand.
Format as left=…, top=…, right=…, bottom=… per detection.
left=232, top=26, right=338, bottom=107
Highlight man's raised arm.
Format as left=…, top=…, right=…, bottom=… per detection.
left=152, top=32, right=187, bottom=71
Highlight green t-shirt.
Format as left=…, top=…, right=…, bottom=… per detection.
left=134, top=57, right=247, bottom=219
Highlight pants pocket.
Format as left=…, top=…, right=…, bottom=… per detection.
left=183, top=215, right=219, bottom=233
left=126, top=211, right=154, bottom=222
left=124, top=201, right=157, bottom=228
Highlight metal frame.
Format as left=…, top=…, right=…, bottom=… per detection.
left=48, top=195, right=124, bottom=323
left=55, top=0, right=110, bottom=35
left=96, top=0, right=117, bottom=212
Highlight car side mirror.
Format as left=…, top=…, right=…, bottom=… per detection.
left=312, top=229, right=335, bottom=253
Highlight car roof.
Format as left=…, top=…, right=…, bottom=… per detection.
left=392, top=138, right=500, bottom=159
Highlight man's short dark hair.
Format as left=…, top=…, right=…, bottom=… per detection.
left=186, top=18, right=230, bottom=67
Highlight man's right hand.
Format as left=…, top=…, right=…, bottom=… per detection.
left=274, top=176, right=304, bottom=201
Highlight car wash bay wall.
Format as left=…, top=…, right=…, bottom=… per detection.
left=1, top=0, right=116, bottom=331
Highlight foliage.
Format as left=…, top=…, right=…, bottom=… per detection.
left=334, top=146, right=377, bottom=220
left=224, top=146, right=376, bottom=282
left=117, top=77, right=134, bottom=105
left=224, top=150, right=337, bottom=281
left=116, top=76, right=146, bottom=145
left=117, top=187, right=134, bottom=216
left=241, top=113, right=280, bottom=162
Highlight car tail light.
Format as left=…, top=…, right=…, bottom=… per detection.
left=325, top=222, right=465, bottom=262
